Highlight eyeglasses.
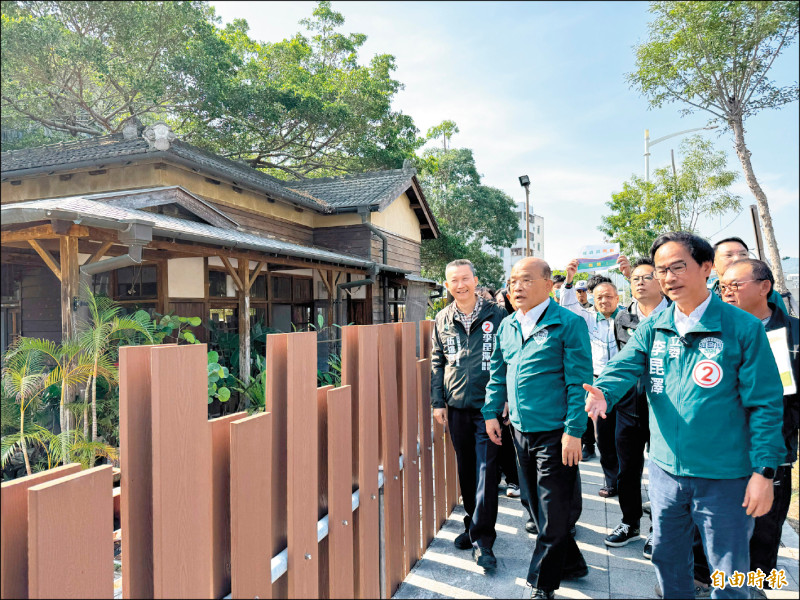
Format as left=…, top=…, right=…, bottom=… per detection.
left=654, top=261, right=688, bottom=280
left=630, top=274, right=655, bottom=283
left=719, top=279, right=764, bottom=293
left=507, top=278, right=547, bottom=289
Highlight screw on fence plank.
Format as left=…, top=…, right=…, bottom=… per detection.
left=371, top=494, right=376, bottom=500
left=394, top=475, right=398, bottom=480
left=305, top=553, right=312, bottom=560
left=412, top=460, right=417, bottom=465
left=342, top=519, right=349, bottom=526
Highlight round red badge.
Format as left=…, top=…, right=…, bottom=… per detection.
left=692, top=360, right=723, bottom=388
left=482, top=321, right=494, bottom=333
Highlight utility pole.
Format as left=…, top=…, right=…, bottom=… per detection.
left=519, top=175, right=531, bottom=256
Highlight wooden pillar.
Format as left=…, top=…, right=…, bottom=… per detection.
left=238, top=259, right=251, bottom=385
left=59, top=236, right=79, bottom=430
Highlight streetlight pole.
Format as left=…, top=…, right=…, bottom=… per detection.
left=519, top=175, right=531, bottom=257
left=644, top=125, right=718, bottom=182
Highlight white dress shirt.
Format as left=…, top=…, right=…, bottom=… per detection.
left=515, top=297, right=550, bottom=340
left=674, top=291, right=712, bottom=337
left=631, top=296, right=669, bottom=320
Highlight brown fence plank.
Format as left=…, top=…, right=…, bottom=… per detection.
left=420, top=320, right=434, bottom=360
left=230, top=412, right=273, bottom=600
left=416, top=359, right=435, bottom=553
left=150, top=344, right=212, bottom=598
left=432, top=417, right=447, bottom=531
left=265, top=333, right=289, bottom=599
left=28, top=466, right=113, bottom=599
left=326, top=386, right=354, bottom=599
left=1, top=463, right=81, bottom=600
left=341, top=326, right=360, bottom=492
left=316, top=385, right=333, bottom=600
left=355, top=326, right=380, bottom=599
left=119, top=344, right=171, bottom=599
left=210, top=412, right=247, bottom=599
left=378, top=324, right=404, bottom=599
left=396, top=321, right=420, bottom=575
left=286, top=332, right=319, bottom=598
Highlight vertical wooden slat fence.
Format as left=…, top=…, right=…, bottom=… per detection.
left=28, top=466, right=113, bottom=599
left=2, top=320, right=468, bottom=600
left=230, top=412, right=272, bottom=600
left=1, top=464, right=81, bottom=600
left=326, top=386, right=354, bottom=599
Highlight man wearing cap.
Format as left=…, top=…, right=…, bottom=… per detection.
left=575, top=280, right=592, bottom=309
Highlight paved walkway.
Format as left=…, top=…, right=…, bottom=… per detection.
left=394, top=458, right=800, bottom=599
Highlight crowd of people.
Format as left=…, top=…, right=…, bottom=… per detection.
left=430, top=231, right=798, bottom=600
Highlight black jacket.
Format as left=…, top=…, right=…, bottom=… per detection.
left=764, top=303, right=799, bottom=464
left=431, top=299, right=508, bottom=411
left=613, top=297, right=672, bottom=418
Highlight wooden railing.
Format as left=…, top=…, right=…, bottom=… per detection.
left=1, top=321, right=462, bottom=599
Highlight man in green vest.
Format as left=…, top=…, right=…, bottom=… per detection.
left=584, top=232, right=784, bottom=600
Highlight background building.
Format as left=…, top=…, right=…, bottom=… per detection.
left=497, top=201, right=545, bottom=280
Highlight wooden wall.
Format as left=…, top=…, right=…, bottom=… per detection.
left=20, top=266, right=60, bottom=343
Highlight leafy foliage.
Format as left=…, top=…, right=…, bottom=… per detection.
left=600, top=136, right=741, bottom=257
left=628, top=0, right=798, bottom=291
left=419, top=134, right=518, bottom=288
left=207, top=350, right=231, bottom=404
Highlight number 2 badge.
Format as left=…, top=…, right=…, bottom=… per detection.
left=692, top=360, right=723, bottom=388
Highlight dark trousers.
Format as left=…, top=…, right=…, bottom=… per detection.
left=520, top=468, right=582, bottom=531
left=596, top=408, right=619, bottom=489
left=448, top=406, right=499, bottom=549
left=581, top=415, right=595, bottom=450
left=498, top=420, right=519, bottom=486
left=751, top=465, right=793, bottom=578
left=513, top=427, right=584, bottom=592
left=616, top=410, right=648, bottom=527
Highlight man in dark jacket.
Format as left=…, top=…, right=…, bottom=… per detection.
left=605, top=256, right=670, bottom=554
left=720, top=258, right=799, bottom=597
left=431, top=259, right=507, bottom=571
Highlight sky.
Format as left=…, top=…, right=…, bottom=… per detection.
left=209, top=0, right=800, bottom=270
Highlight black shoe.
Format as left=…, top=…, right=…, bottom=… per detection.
left=604, top=522, right=640, bottom=547
left=530, top=588, right=555, bottom=599
left=472, top=546, right=497, bottom=571
left=569, top=525, right=577, bottom=538
left=598, top=486, right=618, bottom=498
left=581, top=445, right=596, bottom=461
left=642, top=531, right=653, bottom=559
left=525, top=518, right=538, bottom=535
left=562, top=558, right=589, bottom=580
left=454, top=530, right=472, bottom=550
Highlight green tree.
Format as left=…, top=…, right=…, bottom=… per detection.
left=602, top=135, right=741, bottom=257
left=174, top=2, right=423, bottom=178
left=419, top=141, right=518, bottom=288
left=628, top=0, right=799, bottom=292
left=1, top=1, right=214, bottom=146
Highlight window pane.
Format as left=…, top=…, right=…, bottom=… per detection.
left=251, top=274, right=267, bottom=299
left=209, top=271, right=227, bottom=297
left=293, top=278, right=312, bottom=303
left=116, top=265, right=157, bottom=298
left=271, top=276, right=292, bottom=302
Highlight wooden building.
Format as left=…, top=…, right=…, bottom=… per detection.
left=0, top=122, right=440, bottom=379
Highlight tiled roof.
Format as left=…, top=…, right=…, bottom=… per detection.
left=0, top=196, right=379, bottom=270
left=288, top=169, right=416, bottom=210
left=0, top=134, right=329, bottom=212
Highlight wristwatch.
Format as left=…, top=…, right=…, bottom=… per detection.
left=753, top=466, right=775, bottom=479
left=564, top=282, right=574, bottom=289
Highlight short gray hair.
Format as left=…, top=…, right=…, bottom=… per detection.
left=445, top=259, right=476, bottom=277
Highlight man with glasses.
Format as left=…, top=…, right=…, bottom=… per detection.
left=431, top=259, right=508, bottom=571
left=483, top=257, right=592, bottom=599
left=712, top=237, right=789, bottom=316
left=720, top=258, right=799, bottom=599
left=584, top=231, right=784, bottom=600
left=561, top=265, right=622, bottom=497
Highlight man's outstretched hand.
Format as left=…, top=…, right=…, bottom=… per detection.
left=584, top=383, right=608, bottom=421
